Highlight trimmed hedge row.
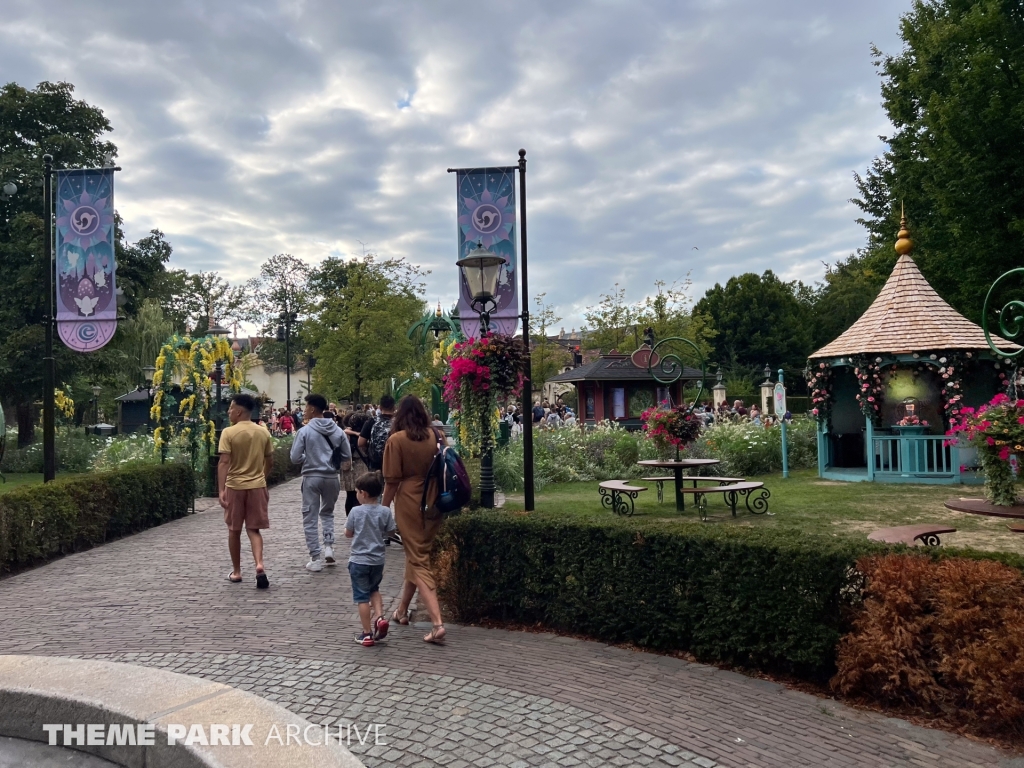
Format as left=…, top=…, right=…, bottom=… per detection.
left=0, top=463, right=194, bottom=572
left=435, top=513, right=885, bottom=680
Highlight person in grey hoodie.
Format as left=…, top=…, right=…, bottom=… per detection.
left=290, top=393, right=351, bottom=572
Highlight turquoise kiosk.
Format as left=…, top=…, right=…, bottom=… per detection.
left=807, top=215, right=1019, bottom=484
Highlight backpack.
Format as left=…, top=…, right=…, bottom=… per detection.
left=421, top=431, right=471, bottom=517
left=366, top=415, right=392, bottom=470
left=318, top=431, right=344, bottom=471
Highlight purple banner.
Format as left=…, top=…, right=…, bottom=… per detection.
left=55, top=169, right=117, bottom=352
left=455, top=167, right=518, bottom=338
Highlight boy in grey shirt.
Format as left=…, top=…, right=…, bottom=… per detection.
left=345, top=472, right=397, bottom=647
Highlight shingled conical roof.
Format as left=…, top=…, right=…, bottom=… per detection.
left=810, top=253, right=1017, bottom=358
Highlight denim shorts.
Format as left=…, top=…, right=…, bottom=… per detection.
left=348, top=562, right=384, bottom=603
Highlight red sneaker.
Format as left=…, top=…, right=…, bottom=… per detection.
left=373, top=617, right=390, bottom=642
left=354, top=632, right=374, bottom=647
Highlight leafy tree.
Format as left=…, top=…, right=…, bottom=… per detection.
left=310, top=255, right=426, bottom=403
left=0, top=82, right=118, bottom=443
left=109, top=298, right=175, bottom=392
left=582, top=284, right=640, bottom=353
left=853, top=0, right=1024, bottom=322
left=695, top=271, right=812, bottom=384
left=530, top=294, right=572, bottom=389
left=166, top=270, right=248, bottom=336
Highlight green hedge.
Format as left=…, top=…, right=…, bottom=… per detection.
left=0, top=464, right=194, bottom=572
left=436, top=513, right=884, bottom=680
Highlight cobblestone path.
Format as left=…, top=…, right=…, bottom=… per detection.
left=1, top=478, right=1020, bottom=768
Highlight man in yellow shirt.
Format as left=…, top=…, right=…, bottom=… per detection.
left=218, top=393, right=274, bottom=588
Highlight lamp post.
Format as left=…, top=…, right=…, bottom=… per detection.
left=456, top=242, right=506, bottom=509
left=43, top=155, right=56, bottom=482
left=142, top=365, right=157, bottom=433
left=91, top=384, right=102, bottom=430
left=276, top=309, right=297, bottom=409
left=206, top=323, right=231, bottom=497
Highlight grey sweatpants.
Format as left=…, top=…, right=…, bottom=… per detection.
left=301, top=475, right=341, bottom=559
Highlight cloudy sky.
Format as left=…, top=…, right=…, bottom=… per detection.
left=1, top=0, right=909, bottom=330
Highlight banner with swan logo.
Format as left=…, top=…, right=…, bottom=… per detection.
left=454, top=166, right=518, bottom=338
left=55, top=168, right=118, bottom=352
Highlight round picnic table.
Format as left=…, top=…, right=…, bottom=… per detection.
left=637, top=459, right=721, bottom=512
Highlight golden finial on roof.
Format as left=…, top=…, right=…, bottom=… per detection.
left=895, top=201, right=914, bottom=256
left=435, top=301, right=442, bottom=317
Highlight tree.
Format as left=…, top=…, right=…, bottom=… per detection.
left=852, top=0, right=1024, bottom=322
left=695, top=271, right=812, bottom=384
left=310, top=256, right=426, bottom=403
left=166, top=271, right=248, bottom=336
left=530, top=294, right=572, bottom=389
left=582, top=284, right=639, bottom=353
left=244, top=253, right=313, bottom=330
left=0, top=82, right=118, bottom=443
left=109, top=298, right=175, bottom=393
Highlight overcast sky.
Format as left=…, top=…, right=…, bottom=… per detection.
left=1, top=0, right=910, bottom=330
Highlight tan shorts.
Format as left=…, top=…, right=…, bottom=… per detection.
left=223, top=487, right=270, bottom=531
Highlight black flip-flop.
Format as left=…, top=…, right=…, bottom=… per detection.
left=227, top=573, right=243, bottom=583
left=255, top=570, right=269, bottom=589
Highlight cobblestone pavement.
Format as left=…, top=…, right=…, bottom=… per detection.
left=1, top=478, right=1021, bottom=768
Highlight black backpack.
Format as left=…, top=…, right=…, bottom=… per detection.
left=366, top=415, right=392, bottom=470
left=318, top=431, right=345, bottom=471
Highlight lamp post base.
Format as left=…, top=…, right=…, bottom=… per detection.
left=480, top=446, right=495, bottom=508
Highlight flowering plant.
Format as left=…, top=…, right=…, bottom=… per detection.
left=640, top=406, right=703, bottom=452
left=442, top=333, right=526, bottom=453
left=806, top=361, right=833, bottom=426
left=852, top=356, right=884, bottom=422
left=896, top=414, right=928, bottom=427
left=947, top=393, right=1024, bottom=505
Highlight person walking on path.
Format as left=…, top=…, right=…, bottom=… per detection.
left=345, top=471, right=398, bottom=647
left=359, top=394, right=395, bottom=471
left=218, top=393, right=274, bottom=589
left=290, top=393, right=351, bottom=572
left=382, top=395, right=446, bottom=644
left=342, top=411, right=372, bottom=515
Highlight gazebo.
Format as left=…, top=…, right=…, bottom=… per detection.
left=807, top=216, right=1018, bottom=484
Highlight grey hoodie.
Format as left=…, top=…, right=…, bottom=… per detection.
left=290, top=417, right=351, bottom=478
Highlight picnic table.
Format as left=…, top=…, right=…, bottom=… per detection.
left=637, top=459, right=720, bottom=512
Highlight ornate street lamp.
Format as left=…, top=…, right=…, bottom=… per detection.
left=142, top=365, right=157, bottom=434
left=428, top=302, right=451, bottom=340
left=276, top=309, right=298, bottom=409
left=455, top=241, right=506, bottom=509
left=91, top=384, right=102, bottom=429
left=456, top=241, right=504, bottom=334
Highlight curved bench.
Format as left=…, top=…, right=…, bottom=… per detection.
left=641, top=476, right=745, bottom=504
left=0, top=655, right=364, bottom=768
left=672, top=482, right=769, bottom=521
left=599, top=480, right=647, bottom=517
left=868, top=524, right=957, bottom=547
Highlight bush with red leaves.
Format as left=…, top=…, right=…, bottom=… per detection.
left=832, top=554, right=1024, bottom=739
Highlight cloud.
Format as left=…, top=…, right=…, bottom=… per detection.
left=0, top=0, right=910, bottom=328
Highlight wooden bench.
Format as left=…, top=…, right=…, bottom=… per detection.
left=670, top=482, right=769, bottom=521
left=1008, top=525, right=1024, bottom=534
left=642, top=475, right=745, bottom=504
left=599, top=480, right=647, bottom=517
left=868, top=524, right=957, bottom=547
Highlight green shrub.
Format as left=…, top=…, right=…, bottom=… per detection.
left=694, top=417, right=818, bottom=477
left=0, top=463, right=194, bottom=572
left=435, top=512, right=881, bottom=680
left=0, top=430, right=105, bottom=474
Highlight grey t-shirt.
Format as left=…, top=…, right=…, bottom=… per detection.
left=345, top=503, right=397, bottom=566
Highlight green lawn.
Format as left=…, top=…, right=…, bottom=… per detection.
left=503, top=469, right=1024, bottom=555
left=0, top=473, right=44, bottom=494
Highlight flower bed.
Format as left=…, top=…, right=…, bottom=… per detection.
left=948, top=393, right=1024, bottom=505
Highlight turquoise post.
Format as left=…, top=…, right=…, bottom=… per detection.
left=817, top=421, right=826, bottom=477
left=865, top=415, right=875, bottom=481
left=778, top=369, right=789, bottom=479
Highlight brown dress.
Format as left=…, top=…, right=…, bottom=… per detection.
left=382, top=430, right=441, bottom=590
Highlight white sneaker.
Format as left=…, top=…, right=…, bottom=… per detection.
left=305, top=557, right=324, bottom=572
left=324, top=546, right=336, bottom=566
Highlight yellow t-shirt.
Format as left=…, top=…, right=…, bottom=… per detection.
left=218, top=420, right=273, bottom=490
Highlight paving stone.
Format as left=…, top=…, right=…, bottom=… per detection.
left=0, top=477, right=1016, bottom=768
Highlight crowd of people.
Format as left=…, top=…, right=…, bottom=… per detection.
left=216, top=392, right=449, bottom=649
left=694, top=399, right=793, bottom=428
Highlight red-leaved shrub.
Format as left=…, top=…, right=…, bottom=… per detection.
left=832, top=554, right=1024, bottom=738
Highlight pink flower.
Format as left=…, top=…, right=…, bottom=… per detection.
left=867, top=396, right=875, bottom=402
left=812, top=408, right=819, bottom=415
left=998, top=446, right=1011, bottom=461
left=987, top=437, right=996, bottom=446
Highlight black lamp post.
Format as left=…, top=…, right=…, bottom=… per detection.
left=206, top=323, right=231, bottom=497
left=91, top=385, right=101, bottom=430
left=42, top=155, right=56, bottom=481
left=276, top=309, right=297, bottom=409
left=142, top=365, right=157, bottom=433
left=456, top=242, right=505, bottom=509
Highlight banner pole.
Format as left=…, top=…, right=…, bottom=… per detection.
left=43, top=154, right=56, bottom=483
left=518, top=149, right=535, bottom=511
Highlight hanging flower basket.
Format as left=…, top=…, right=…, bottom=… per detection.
left=947, top=393, right=1024, bottom=506
left=640, top=406, right=703, bottom=453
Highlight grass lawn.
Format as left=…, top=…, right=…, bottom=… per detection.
left=503, top=468, right=1024, bottom=555
left=0, top=473, right=44, bottom=495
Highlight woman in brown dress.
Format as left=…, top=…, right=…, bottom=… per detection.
left=382, top=395, right=446, bottom=644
